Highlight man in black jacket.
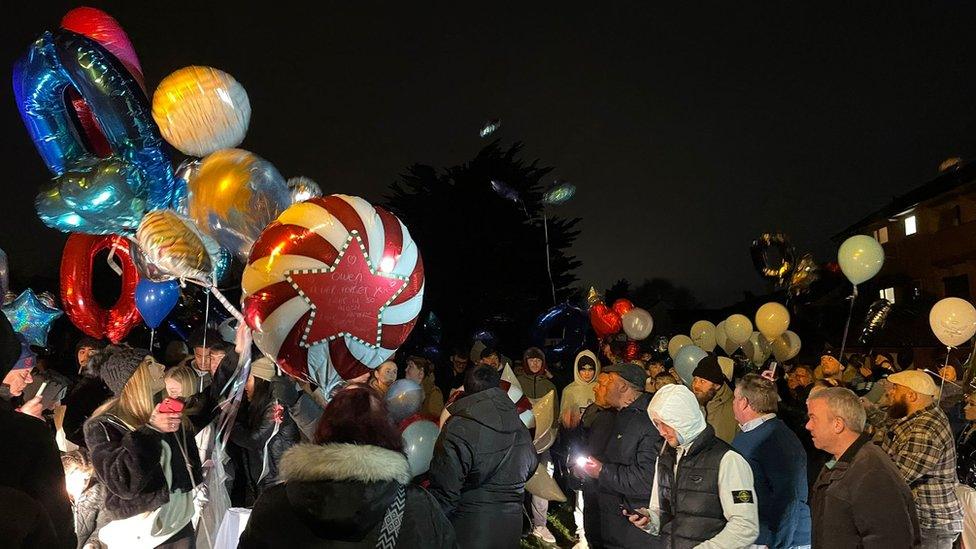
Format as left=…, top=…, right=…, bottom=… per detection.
left=428, top=364, right=537, bottom=549
left=579, top=362, right=664, bottom=548
left=0, top=314, right=76, bottom=548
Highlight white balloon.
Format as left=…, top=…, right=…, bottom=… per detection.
left=930, top=297, right=976, bottom=348
left=622, top=308, right=653, bottom=340
left=689, top=320, right=716, bottom=352
left=745, top=331, right=772, bottom=365
left=837, top=235, right=884, bottom=286
left=668, top=334, right=693, bottom=360
left=715, top=321, right=730, bottom=354
left=724, top=314, right=753, bottom=346
left=755, top=302, right=790, bottom=341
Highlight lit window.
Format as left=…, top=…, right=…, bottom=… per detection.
left=880, top=287, right=896, bottom=303
left=905, top=215, right=917, bottom=236
left=874, top=226, right=889, bottom=244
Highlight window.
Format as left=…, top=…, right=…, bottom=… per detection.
left=873, top=226, right=889, bottom=244
left=880, top=287, right=896, bottom=303
left=944, top=275, right=970, bottom=299
left=904, top=215, right=917, bottom=236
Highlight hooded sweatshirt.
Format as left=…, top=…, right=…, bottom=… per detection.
left=560, top=350, right=601, bottom=423
left=646, top=384, right=759, bottom=549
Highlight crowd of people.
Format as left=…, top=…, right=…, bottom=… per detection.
left=4, top=308, right=976, bottom=549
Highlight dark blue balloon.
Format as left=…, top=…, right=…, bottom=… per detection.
left=136, top=280, right=180, bottom=329
left=532, top=303, right=588, bottom=366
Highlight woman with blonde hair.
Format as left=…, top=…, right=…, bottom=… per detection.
left=84, top=348, right=202, bottom=548
left=164, top=366, right=199, bottom=400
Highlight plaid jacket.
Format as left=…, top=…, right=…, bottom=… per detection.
left=881, top=404, right=963, bottom=531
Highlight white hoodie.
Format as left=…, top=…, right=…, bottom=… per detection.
left=645, top=384, right=759, bottom=549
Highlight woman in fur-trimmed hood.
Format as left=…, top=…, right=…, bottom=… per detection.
left=239, top=384, right=456, bottom=548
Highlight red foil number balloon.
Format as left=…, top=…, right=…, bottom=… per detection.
left=61, top=233, right=141, bottom=343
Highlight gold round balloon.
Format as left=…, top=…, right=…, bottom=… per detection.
left=152, top=66, right=251, bottom=157
left=136, top=210, right=213, bottom=283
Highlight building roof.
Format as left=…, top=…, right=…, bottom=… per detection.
left=833, top=159, right=976, bottom=241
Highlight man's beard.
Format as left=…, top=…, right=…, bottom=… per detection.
left=695, top=386, right=718, bottom=406
left=887, top=397, right=909, bottom=420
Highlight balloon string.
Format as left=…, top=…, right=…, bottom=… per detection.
left=106, top=238, right=123, bottom=276
left=543, top=209, right=556, bottom=305
left=184, top=279, right=244, bottom=323
left=939, top=347, right=950, bottom=404
left=838, top=285, right=858, bottom=359
left=149, top=329, right=155, bottom=351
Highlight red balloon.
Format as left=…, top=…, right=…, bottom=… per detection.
left=590, top=303, right=622, bottom=339
left=61, top=234, right=141, bottom=343
left=612, top=298, right=634, bottom=317
left=61, top=7, right=144, bottom=89
left=65, top=87, right=112, bottom=158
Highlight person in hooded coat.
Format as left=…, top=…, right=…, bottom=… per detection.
left=560, top=349, right=600, bottom=546
left=630, top=383, right=759, bottom=549
left=428, top=364, right=537, bottom=549
left=0, top=314, right=75, bottom=549
left=239, top=384, right=455, bottom=548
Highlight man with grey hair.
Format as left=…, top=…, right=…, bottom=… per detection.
left=731, top=374, right=810, bottom=548
left=806, top=387, right=919, bottom=547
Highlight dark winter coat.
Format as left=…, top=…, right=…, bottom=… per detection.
left=0, top=486, right=59, bottom=548
left=810, top=433, right=920, bottom=548
left=427, top=387, right=537, bottom=549
left=61, top=374, right=113, bottom=448
left=230, top=378, right=300, bottom=505
left=239, top=443, right=456, bottom=548
left=578, top=403, right=616, bottom=548
left=597, top=392, right=664, bottom=548
left=83, top=413, right=202, bottom=520
left=732, top=417, right=811, bottom=548
left=957, top=423, right=976, bottom=488
left=0, top=397, right=76, bottom=548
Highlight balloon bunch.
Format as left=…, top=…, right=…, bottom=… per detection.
left=14, top=8, right=321, bottom=343
left=749, top=233, right=820, bottom=297
left=586, top=288, right=653, bottom=361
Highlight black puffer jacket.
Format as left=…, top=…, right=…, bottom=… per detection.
left=427, top=387, right=537, bottom=549
left=73, top=481, right=109, bottom=549
left=597, top=392, right=665, bottom=549
left=83, top=414, right=202, bottom=520
left=230, top=377, right=300, bottom=505
left=239, top=443, right=455, bottom=548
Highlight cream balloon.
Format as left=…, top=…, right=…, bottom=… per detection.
left=717, top=356, right=735, bottom=381
left=714, top=321, right=732, bottom=355
left=668, top=334, right=693, bottom=360
left=690, top=320, right=717, bottom=352
left=929, top=297, right=976, bottom=348
left=755, top=302, right=790, bottom=341
left=771, top=330, right=802, bottom=362
left=724, top=314, right=753, bottom=346
left=745, top=331, right=772, bottom=365
left=837, top=235, right=885, bottom=286
left=622, top=308, right=653, bottom=340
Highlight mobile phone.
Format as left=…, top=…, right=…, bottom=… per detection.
left=619, top=503, right=635, bottom=515
left=159, top=397, right=184, bottom=414
left=35, top=381, right=48, bottom=399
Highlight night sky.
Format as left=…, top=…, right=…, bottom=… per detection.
left=4, top=2, right=976, bottom=306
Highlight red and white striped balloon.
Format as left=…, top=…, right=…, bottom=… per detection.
left=242, top=195, right=424, bottom=390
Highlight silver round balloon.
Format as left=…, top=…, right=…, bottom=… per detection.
left=287, top=176, right=322, bottom=204
left=385, top=379, right=424, bottom=423
left=402, top=420, right=440, bottom=477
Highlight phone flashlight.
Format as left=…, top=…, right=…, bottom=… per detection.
left=575, top=456, right=589, bottom=467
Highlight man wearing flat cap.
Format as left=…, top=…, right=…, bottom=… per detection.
left=691, top=353, right=738, bottom=443
left=580, top=362, right=665, bottom=547
left=882, top=370, right=963, bottom=548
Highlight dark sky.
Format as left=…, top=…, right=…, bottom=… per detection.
left=4, top=2, right=976, bottom=306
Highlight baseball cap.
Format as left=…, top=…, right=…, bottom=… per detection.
left=603, top=362, right=647, bottom=390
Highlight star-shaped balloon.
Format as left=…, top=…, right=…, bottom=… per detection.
left=2, top=289, right=63, bottom=347
left=285, top=232, right=410, bottom=349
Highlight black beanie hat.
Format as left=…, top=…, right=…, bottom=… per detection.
left=692, top=353, right=727, bottom=386
left=100, top=347, right=152, bottom=395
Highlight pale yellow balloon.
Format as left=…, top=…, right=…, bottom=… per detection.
left=724, top=314, right=753, bottom=346
left=152, top=66, right=251, bottom=157
left=755, top=302, right=790, bottom=341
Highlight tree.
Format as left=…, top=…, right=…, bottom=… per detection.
left=385, top=141, right=581, bottom=347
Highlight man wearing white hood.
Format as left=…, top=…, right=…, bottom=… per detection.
left=629, top=383, right=759, bottom=548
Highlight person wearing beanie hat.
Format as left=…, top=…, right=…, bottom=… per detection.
left=230, top=357, right=299, bottom=505
left=84, top=348, right=202, bottom=546
left=882, top=370, right=963, bottom=544
left=0, top=313, right=77, bottom=548
left=627, top=384, right=759, bottom=548
left=515, top=346, right=560, bottom=543
left=813, top=353, right=856, bottom=385
left=580, top=361, right=662, bottom=547
left=691, top=353, right=739, bottom=443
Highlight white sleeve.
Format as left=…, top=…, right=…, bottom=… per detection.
left=695, top=451, right=760, bottom=549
